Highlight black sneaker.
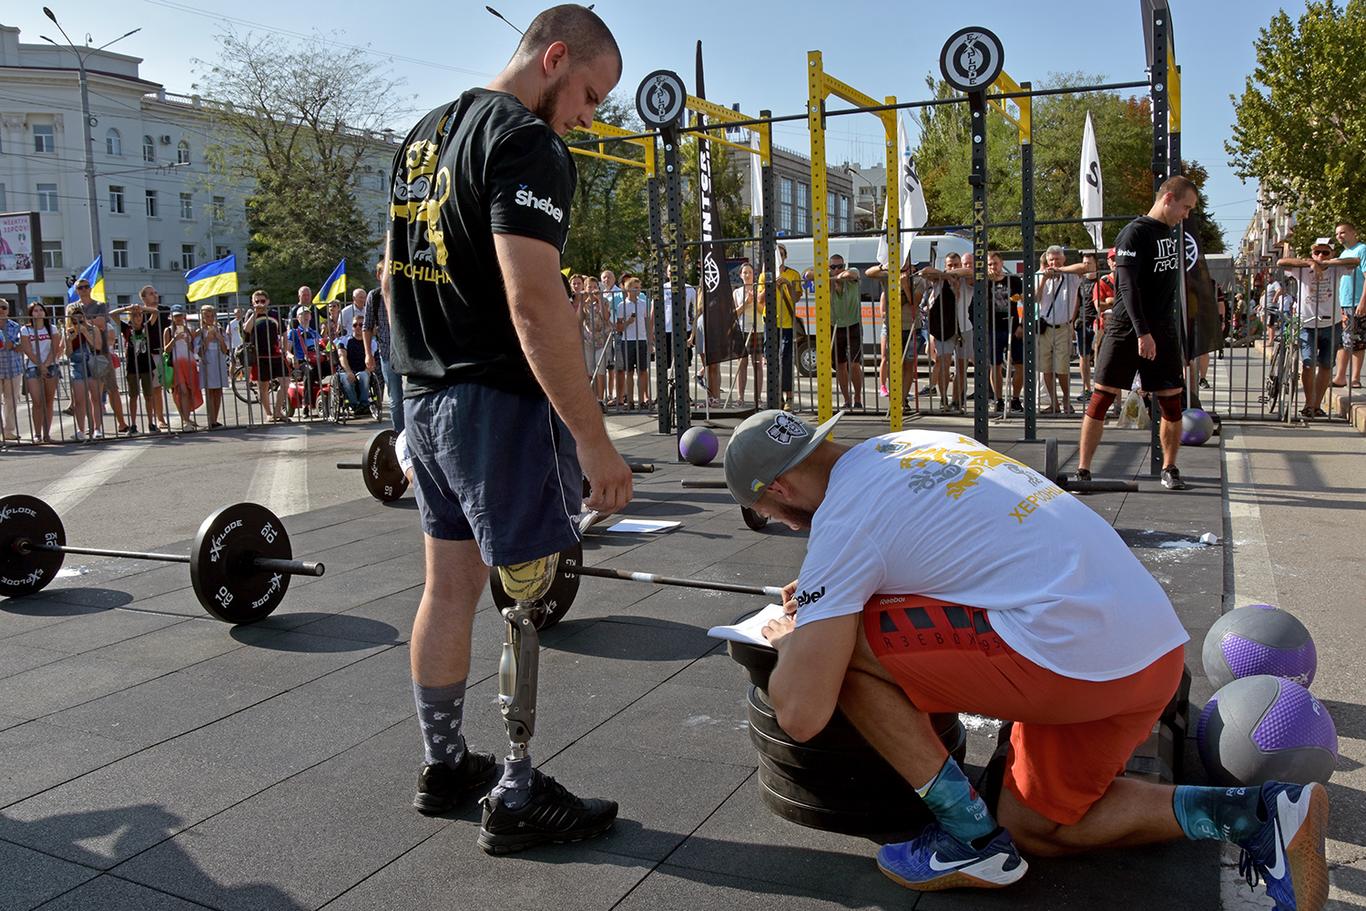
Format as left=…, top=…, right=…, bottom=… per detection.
left=1161, top=466, right=1188, bottom=490
left=412, top=750, right=498, bottom=816
left=1198, top=378, right=1211, bottom=389
left=1074, top=468, right=1092, bottom=482
left=1009, top=398, right=1024, bottom=414
left=477, top=769, right=618, bottom=855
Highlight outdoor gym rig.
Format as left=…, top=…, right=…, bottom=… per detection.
left=568, top=2, right=1186, bottom=476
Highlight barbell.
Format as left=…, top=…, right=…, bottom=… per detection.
left=488, top=538, right=785, bottom=631
left=0, top=494, right=325, bottom=624
left=336, top=429, right=409, bottom=502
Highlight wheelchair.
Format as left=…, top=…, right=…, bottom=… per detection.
left=318, top=361, right=382, bottom=424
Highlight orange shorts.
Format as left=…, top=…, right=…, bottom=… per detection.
left=864, top=594, right=1185, bottom=825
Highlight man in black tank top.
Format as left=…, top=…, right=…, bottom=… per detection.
left=385, top=4, right=628, bottom=854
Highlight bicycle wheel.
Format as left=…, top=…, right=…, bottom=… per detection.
left=230, top=361, right=259, bottom=406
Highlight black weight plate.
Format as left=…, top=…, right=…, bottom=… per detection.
left=756, top=748, right=915, bottom=799
left=0, top=495, right=65, bottom=598
left=191, top=502, right=295, bottom=624
left=757, top=757, right=927, bottom=816
left=741, top=506, right=769, bottom=531
left=488, top=541, right=582, bottom=631
left=758, top=771, right=932, bottom=837
left=726, top=638, right=777, bottom=689
left=363, top=429, right=408, bottom=502
left=746, top=685, right=869, bottom=751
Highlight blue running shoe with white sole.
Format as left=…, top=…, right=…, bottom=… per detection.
left=877, top=823, right=1027, bottom=891
left=1236, top=781, right=1329, bottom=911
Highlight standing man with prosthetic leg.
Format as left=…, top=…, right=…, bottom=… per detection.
left=386, top=4, right=631, bottom=853
left=724, top=409, right=1329, bottom=909
left=1078, top=176, right=1198, bottom=490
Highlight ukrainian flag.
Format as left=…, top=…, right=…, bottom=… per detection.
left=316, top=259, right=347, bottom=306
left=66, top=255, right=106, bottom=304
left=185, top=254, right=239, bottom=302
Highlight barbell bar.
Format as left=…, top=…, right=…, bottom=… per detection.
left=0, top=494, right=325, bottom=625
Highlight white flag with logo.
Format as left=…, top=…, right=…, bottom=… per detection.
left=749, top=132, right=763, bottom=218
left=877, top=115, right=928, bottom=268
left=1080, top=111, right=1104, bottom=251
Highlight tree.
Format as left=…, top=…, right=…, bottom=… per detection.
left=913, top=73, right=1223, bottom=253
left=194, top=30, right=407, bottom=304
left=562, top=95, right=651, bottom=277
left=1227, top=1, right=1366, bottom=251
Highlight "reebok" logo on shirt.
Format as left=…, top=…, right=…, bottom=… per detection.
left=515, top=186, right=564, bottom=223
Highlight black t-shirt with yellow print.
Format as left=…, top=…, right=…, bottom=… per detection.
left=387, top=88, right=576, bottom=397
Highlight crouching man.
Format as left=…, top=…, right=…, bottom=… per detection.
left=724, top=409, right=1329, bottom=909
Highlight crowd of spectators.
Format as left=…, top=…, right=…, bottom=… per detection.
left=0, top=261, right=405, bottom=445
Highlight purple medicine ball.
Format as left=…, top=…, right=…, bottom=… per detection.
left=1181, top=408, right=1215, bottom=445
left=679, top=426, right=719, bottom=466
left=1202, top=604, right=1317, bottom=690
left=1197, top=675, right=1337, bottom=787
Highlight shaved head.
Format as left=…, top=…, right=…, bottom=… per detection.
left=513, top=5, right=621, bottom=77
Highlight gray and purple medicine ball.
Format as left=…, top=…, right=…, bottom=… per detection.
left=1197, top=675, right=1337, bottom=786
left=679, top=426, right=719, bottom=466
left=1181, top=408, right=1215, bottom=445
left=1202, top=604, right=1317, bottom=690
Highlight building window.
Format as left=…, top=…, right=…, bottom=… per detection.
left=179, top=192, right=193, bottom=219
left=105, top=128, right=122, bottom=157
left=109, top=185, right=125, bottom=215
left=797, top=183, right=810, bottom=234
left=181, top=244, right=196, bottom=270
left=143, top=135, right=155, bottom=163
left=779, top=178, right=794, bottom=234
left=145, top=190, right=158, bottom=218
left=839, top=196, right=850, bottom=233
left=33, top=124, right=55, bottom=153
left=112, top=240, right=128, bottom=268
left=212, top=196, right=226, bottom=221
left=176, top=140, right=190, bottom=165
left=0, top=183, right=6, bottom=211
left=37, top=183, right=59, bottom=212
left=115, top=294, right=131, bottom=306
left=215, top=245, right=230, bottom=260
left=827, top=191, right=836, bottom=233
left=41, top=241, right=63, bottom=270
left=148, top=242, right=161, bottom=270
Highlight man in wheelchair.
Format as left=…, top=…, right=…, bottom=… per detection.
left=335, top=315, right=374, bottom=417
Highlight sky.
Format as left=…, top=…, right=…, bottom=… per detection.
left=7, top=0, right=1294, bottom=247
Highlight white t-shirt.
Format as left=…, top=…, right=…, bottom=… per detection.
left=618, top=293, right=650, bottom=342
left=792, top=430, right=1188, bottom=682
left=338, top=304, right=359, bottom=342
left=21, top=325, right=54, bottom=363
left=226, top=318, right=244, bottom=349
left=1038, top=273, right=1081, bottom=326
left=734, top=285, right=762, bottom=333
left=662, top=282, right=696, bottom=333
left=1284, top=266, right=1339, bottom=328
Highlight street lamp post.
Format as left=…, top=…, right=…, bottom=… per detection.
left=40, top=8, right=140, bottom=265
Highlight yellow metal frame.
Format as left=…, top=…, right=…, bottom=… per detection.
left=988, top=71, right=1031, bottom=145
left=569, top=120, right=656, bottom=177
left=807, top=51, right=901, bottom=431
left=684, top=95, right=772, bottom=168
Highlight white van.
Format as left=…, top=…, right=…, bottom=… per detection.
left=775, top=234, right=974, bottom=375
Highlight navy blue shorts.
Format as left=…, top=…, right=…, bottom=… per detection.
left=405, top=384, right=581, bottom=566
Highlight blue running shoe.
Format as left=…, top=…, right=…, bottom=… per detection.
left=877, top=823, right=1027, bottom=891
left=1236, top=781, right=1329, bottom=911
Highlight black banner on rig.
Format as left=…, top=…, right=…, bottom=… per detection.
left=1184, top=228, right=1220, bottom=358
left=696, top=42, right=745, bottom=367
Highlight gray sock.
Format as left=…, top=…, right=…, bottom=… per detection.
left=491, top=756, right=534, bottom=809
left=412, top=679, right=466, bottom=768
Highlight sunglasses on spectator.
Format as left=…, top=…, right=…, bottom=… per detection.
left=1312, top=249, right=1331, bottom=256
left=75, top=284, right=90, bottom=290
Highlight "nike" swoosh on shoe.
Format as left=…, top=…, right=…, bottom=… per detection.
left=928, top=852, right=977, bottom=872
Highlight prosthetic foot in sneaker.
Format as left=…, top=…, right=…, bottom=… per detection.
left=1235, top=782, right=1329, bottom=911
left=877, top=823, right=1027, bottom=892
left=478, top=769, right=617, bottom=854
left=412, top=750, right=498, bottom=815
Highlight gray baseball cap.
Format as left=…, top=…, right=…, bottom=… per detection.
left=724, top=409, right=844, bottom=507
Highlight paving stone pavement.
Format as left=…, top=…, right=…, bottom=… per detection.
left=2, top=414, right=1234, bottom=910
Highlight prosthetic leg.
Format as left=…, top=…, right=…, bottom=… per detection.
left=495, top=552, right=558, bottom=764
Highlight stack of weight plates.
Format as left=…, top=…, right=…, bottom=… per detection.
left=729, top=639, right=968, bottom=837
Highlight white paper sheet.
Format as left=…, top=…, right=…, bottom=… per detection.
left=603, top=519, right=681, bottom=534
left=706, top=604, right=787, bottom=647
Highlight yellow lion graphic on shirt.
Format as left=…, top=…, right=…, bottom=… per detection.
left=898, top=436, right=1031, bottom=499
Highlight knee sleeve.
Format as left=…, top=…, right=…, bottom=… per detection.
left=1085, top=389, right=1116, bottom=421
left=1158, top=394, right=1183, bottom=423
